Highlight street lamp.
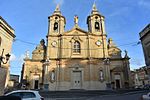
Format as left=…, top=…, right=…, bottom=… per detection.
left=0, top=49, right=11, bottom=67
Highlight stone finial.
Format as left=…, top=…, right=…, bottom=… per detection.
left=25, top=50, right=30, bottom=59
left=91, top=3, right=99, bottom=14
left=108, top=38, right=116, bottom=47
left=108, top=38, right=113, bottom=44
left=54, top=4, right=61, bottom=15
left=92, top=2, right=97, bottom=11
left=55, top=4, right=60, bottom=12
left=40, top=39, right=45, bottom=46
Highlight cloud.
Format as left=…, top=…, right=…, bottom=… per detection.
left=10, top=53, right=16, bottom=61
left=53, top=0, right=64, bottom=5
left=10, top=53, right=25, bottom=62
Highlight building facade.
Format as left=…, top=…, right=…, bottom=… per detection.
left=140, top=24, right=150, bottom=67
left=131, top=66, right=150, bottom=88
left=0, top=16, right=15, bottom=95
left=21, top=4, right=131, bottom=90
left=139, top=24, right=150, bottom=87
left=8, top=74, right=19, bottom=88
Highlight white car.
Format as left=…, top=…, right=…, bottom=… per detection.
left=141, top=92, right=150, bottom=100
left=5, top=90, right=44, bottom=100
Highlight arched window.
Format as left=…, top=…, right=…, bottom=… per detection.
left=53, top=22, right=58, bottom=32
left=95, top=22, right=100, bottom=31
left=73, top=41, right=80, bottom=53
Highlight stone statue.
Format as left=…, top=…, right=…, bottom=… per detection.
left=99, top=70, right=103, bottom=81
left=74, top=15, right=78, bottom=25
left=51, top=70, right=55, bottom=81
left=124, top=50, right=129, bottom=58
left=124, top=50, right=127, bottom=55
left=25, top=50, right=30, bottom=59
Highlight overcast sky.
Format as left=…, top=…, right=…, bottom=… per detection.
left=1, top=0, right=150, bottom=76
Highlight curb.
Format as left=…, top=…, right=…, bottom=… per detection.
left=85, top=90, right=149, bottom=100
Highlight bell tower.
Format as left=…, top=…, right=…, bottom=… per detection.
left=48, top=4, right=66, bottom=35
left=47, top=5, right=66, bottom=59
left=87, top=3, right=106, bottom=35
left=87, top=3, right=108, bottom=58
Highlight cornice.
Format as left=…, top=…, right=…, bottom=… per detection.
left=0, top=21, right=16, bottom=38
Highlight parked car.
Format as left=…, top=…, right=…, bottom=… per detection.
left=5, top=90, right=44, bottom=100
left=143, top=84, right=150, bottom=89
left=141, top=92, right=150, bottom=100
left=135, top=85, right=145, bottom=89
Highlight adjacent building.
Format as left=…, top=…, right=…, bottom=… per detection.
left=21, top=4, right=131, bottom=91
left=131, top=66, right=150, bottom=88
left=140, top=23, right=150, bottom=67
left=0, top=16, right=15, bottom=95
left=139, top=23, right=150, bottom=86
left=8, top=74, right=19, bottom=89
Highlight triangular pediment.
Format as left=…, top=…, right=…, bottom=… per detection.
left=64, top=27, right=88, bottom=35
left=111, top=67, right=123, bottom=72
left=108, top=47, right=121, bottom=52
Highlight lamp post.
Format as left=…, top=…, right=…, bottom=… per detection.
left=0, top=49, right=11, bottom=67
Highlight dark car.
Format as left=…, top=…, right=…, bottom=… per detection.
left=143, top=84, right=150, bottom=89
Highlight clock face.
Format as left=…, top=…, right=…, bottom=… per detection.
left=96, top=40, right=101, bottom=46
left=51, top=41, right=57, bottom=47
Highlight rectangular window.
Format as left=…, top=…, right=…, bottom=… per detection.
left=73, top=41, right=80, bottom=53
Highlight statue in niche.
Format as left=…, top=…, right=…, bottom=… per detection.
left=99, top=70, right=104, bottom=81
left=51, top=70, right=55, bottom=81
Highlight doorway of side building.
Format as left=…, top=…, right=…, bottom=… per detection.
left=34, top=80, right=39, bottom=89
left=33, top=75, right=39, bottom=89
left=115, top=79, right=120, bottom=89
left=114, top=74, right=121, bottom=89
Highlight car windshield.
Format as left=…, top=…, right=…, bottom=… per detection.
left=21, top=92, right=36, bottom=98
left=8, top=92, right=21, bottom=98
left=7, top=92, right=36, bottom=99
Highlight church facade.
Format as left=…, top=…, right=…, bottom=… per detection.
left=21, top=4, right=131, bottom=90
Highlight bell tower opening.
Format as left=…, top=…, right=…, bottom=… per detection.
left=54, top=22, right=58, bottom=32
left=47, top=4, right=66, bottom=35
left=87, top=3, right=106, bottom=35
left=95, top=21, right=100, bottom=31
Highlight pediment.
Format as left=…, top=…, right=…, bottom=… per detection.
left=108, top=46, right=121, bottom=52
left=64, top=27, right=88, bottom=35
left=111, top=67, right=123, bottom=72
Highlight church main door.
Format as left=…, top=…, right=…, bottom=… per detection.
left=72, top=71, right=82, bottom=89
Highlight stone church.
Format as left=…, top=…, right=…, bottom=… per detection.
left=21, top=4, right=131, bottom=90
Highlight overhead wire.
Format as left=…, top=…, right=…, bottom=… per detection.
left=14, top=38, right=141, bottom=50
